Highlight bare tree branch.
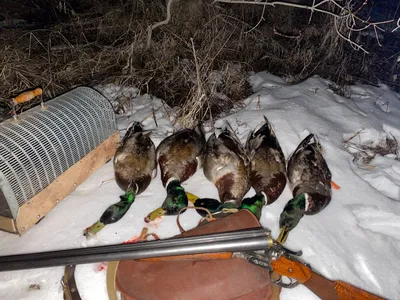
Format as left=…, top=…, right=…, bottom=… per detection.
left=146, top=0, right=173, bottom=49
left=213, top=0, right=340, bottom=18
left=213, top=0, right=400, bottom=53
left=393, top=18, right=400, bottom=33
left=245, top=3, right=267, bottom=33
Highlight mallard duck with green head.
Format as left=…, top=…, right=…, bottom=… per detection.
left=84, top=122, right=157, bottom=237
left=240, top=116, right=287, bottom=219
left=277, top=133, right=332, bottom=244
left=201, top=124, right=250, bottom=210
left=144, top=123, right=206, bottom=222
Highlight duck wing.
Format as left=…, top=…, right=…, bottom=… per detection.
left=287, top=134, right=332, bottom=199
left=246, top=117, right=287, bottom=203
left=157, top=128, right=205, bottom=186
left=203, top=131, right=250, bottom=204
left=114, top=125, right=157, bottom=194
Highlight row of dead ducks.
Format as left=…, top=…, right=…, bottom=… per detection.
left=84, top=116, right=335, bottom=244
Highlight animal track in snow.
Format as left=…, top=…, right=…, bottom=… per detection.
left=353, top=254, right=383, bottom=294
left=374, top=99, right=391, bottom=113
left=352, top=205, right=400, bottom=241
left=344, top=128, right=400, bottom=201
left=349, top=155, right=400, bottom=201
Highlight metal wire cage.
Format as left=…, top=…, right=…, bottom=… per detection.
left=0, top=86, right=117, bottom=230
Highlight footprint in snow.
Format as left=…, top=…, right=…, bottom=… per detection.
left=353, top=253, right=383, bottom=294
left=374, top=99, right=391, bottom=113
left=352, top=205, right=400, bottom=241
left=261, top=82, right=279, bottom=89
left=350, top=86, right=369, bottom=98
left=349, top=155, right=400, bottom=201
left=345, top=129, right=400, bottom=201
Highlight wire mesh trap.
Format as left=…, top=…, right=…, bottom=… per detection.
left=0, top=86, right=119, bottom=235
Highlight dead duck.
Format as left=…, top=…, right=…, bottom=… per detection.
left=240, top=116, right=287, bottom=219
left=144, top=123, right=206, bottom=222
left=202, top=124, right=250, bottom=210
left=84, top=122, right=157, bottom=237
left=277, top=133, right=332, bottom=244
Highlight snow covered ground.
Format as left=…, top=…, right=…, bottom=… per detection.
left=1, top=71, right=400, bottom=300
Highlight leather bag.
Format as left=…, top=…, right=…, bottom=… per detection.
left=114, top=210, right=276, bottom=300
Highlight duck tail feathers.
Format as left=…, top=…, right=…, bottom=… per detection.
left=193, top=121, right=206, bottom=141
left=221, top=121, right=242, bottom=145
left=290, top=133, right=323, bottom=159
left=254, top=115, right=277, bottom=138
left=245, top=129, right=254, bottom=150
left=122, top=122, right=143, bottom=143
left=303, top=134, right=323, bottom=154
left=245, top=128, right=263, bottom=154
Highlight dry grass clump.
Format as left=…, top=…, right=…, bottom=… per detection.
left=344, top=131, right=399, bottom=168
left=176, top=40, right=250, bottom=127
left=1, top=0, right=399, bottom=123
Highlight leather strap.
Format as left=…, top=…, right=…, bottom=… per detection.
left=270, top=272, right=282, bottom=300
left=106, top=227, right=151, bottom=300
left=61, top=265, right=82, bottom=300
left=107, top=261, right=120, bottom=300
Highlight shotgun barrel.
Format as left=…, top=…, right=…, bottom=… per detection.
left=0, top=227, right=386, bottom=300
left=0, top=228, right=272, bottom=272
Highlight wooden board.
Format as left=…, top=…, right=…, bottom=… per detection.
left=0, top=215, right=17, bottom=233
left=8, top=131, right=121, bottom=235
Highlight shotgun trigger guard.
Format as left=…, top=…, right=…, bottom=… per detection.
left=265, top=243, right=303, bottom=289
left=234, top=250, right=301, bottom=289
left=272, top=275, right=300, bottom=289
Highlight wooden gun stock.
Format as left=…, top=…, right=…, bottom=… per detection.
left=140, top=253, right=385, bottom=300
left=270, top=256, right=385, bottom=300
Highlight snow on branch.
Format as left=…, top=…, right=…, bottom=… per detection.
left=213, top=0, right=400, bottom=54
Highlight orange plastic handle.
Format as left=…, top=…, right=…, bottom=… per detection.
left=138, top=252, right=233, bottom=262
left=12, top=88, right=43, bottom=105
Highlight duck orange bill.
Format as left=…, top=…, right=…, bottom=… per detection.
left=331, top=181, right=340, bottom=190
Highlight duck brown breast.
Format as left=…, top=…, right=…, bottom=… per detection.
left=114, top=172, right=152, bottom=195
left=251, top=171, right=286, bottom=204
left=158, top=153, right=199, bottom=187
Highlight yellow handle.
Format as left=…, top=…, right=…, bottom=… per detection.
left=12, top=88, right=43, bottom=105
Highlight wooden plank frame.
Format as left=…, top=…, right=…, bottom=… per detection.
left=0, top=131, right=120, bottom=235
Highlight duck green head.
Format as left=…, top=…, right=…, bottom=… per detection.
left=83, top=191, right=135, bottom=237
left=240, top=193, right=266, bottom=220
left=144, top=180, right=188, bottom=222
left=194, top=197, right=222, bottom=217
left=99, top=191, right=135, bottom=224
left=277, top=193, right=307, bottom=244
